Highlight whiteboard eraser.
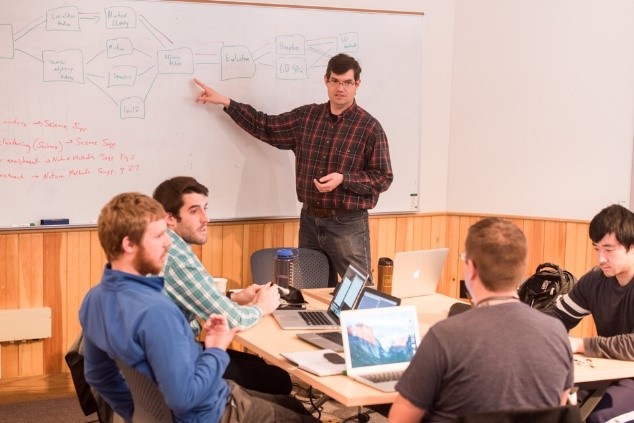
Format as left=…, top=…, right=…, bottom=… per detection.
left=40, top=218, right=70, bottom=225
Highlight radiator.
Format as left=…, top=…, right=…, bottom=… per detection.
left=0, top=307, right=52, bottom=342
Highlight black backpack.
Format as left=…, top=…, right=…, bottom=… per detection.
left=517, top=263, right=576, bottom=311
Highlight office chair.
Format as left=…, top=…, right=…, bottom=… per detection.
left=448, top=301, right=473, bottom=317
left=115, top=360, right=174, bottom=423
left=454, top=404, right=582, bottom=423
left=250, top=247, right=330, bottom=289
left=65, top=331, right=114, bottom=423
left=250, top=248, right=331, bottom=414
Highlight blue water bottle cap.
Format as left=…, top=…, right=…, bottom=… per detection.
left=277, top=249, right=293, bottom=258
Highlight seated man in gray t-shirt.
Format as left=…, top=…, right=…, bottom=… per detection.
left=389, top=218, right=573, bottom=423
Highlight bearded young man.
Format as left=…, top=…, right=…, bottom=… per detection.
left=79, top=192, right=318, bottom=422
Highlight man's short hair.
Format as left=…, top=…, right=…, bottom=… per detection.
left=98, top=192, right=165, bottom=262
left=589, top=204, right=634, bottom=249
left=465, top=217, right=527, bottom=291
left=153, top=176, right=209, bottom=220
left=325, top=53, right=362, bottom=81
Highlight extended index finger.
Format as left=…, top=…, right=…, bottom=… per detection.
left=193, top=78, right=208, bottom=90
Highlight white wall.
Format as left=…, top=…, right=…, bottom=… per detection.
left=447, top=0, right=634, bottom=220
left=630, top=139, right=634, bottom=210
left=630, top=135, right=634, bottom=210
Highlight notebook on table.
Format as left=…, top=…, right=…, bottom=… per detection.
left=271, top=264, right=369, bottom=330
left=296, top=287, right=401, bottom=352
left=280, top=349, right=346, bottom=377
left=339, top=305, right=420, bottom=392
left=391, top=248, right=449, bottom=298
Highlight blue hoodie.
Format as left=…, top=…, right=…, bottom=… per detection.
left=79, top=264, right=230, bottom=422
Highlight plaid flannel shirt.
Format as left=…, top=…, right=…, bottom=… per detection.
left=225, top=100, right=393, bottom=210
left=162, top=229, right=262, bottom=333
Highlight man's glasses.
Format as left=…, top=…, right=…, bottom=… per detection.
left=327, top=78, right=357, bottom=88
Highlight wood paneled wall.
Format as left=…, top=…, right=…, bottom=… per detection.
left=0, top=212, right=596, bottom=383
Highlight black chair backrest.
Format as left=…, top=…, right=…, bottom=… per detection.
left=448, top=302, right=472, bottom=317
left=454, top=404, right=582, bottom=423
left=64, top=331, right=114, bottom=423
left=250, top=247, right=329, bottom=289
left=115, top=360, right=173, bottom=423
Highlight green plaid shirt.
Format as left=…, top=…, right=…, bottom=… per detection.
left=162, top=229, right=262, bottom=333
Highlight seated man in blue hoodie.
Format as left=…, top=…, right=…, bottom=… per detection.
left=79, top=192, right=319, bottom=422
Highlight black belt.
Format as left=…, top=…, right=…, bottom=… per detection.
left=302, top=205, right=359, bottom=218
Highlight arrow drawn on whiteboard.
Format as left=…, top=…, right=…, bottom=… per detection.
left=86, top=75, right=118, bottom=106
left=138, top=65, right=156, bottom=77
left=252, top=43, right=271, bottom=63
left=139, top=15, right=173, bottom=47
left=79, top=13, right=101, bottom=24
left=14, top=49, right=42, bottom=63
left=14, top=17, right=44, bottom=42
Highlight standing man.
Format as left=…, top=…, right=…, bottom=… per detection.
left=153, top=176, right=292, bottom=395
left=80, top=192, right=318, bottom=422
left=388, top=218, right=574, bottom=422
left=546, top=204, right=634, bottom=423
left=193, top=53, right=393, bottom=286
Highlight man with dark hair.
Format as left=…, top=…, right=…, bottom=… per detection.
left=546, top=204, right=634, bottom=422
left=80, top=192, right=318, bottom=422
left=153, top=176, right=292, bottom=395
left=388, top=218, right=573, bottom=422
left=192, top=53, right=393, bottom=286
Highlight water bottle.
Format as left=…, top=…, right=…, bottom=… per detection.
left=377, top=257, right=393, bottom=294
left=274, top=249, right=296, bottom=289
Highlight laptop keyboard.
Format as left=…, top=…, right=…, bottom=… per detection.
left=316, top=331, right=343, bottom=345
left=299, top=311, right=333, bottom=326
left=362, top=370, right=404, bottom=383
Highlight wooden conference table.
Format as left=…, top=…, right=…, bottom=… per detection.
left=234, top=288, right=634, bottom=415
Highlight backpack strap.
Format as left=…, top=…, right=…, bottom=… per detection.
left=535, top=263, right=564, bottom=280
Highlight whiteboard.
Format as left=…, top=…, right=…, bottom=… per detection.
left=0, top=0, right=423, bottom=226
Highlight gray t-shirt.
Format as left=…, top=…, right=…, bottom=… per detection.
left=396, top=302, right=574, bottom=422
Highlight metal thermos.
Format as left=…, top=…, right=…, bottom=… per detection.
left=274, top=249, right=295, bottom=288
left=377, top=257, right=393, bottom=294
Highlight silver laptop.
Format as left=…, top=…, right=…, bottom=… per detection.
left=391, top=248, right=449, bottom=298
left=271, top=264, right=369, bottom=330
left=340, top=305, right=420, bottom=392
left=296, top=287, right=401, bottom=352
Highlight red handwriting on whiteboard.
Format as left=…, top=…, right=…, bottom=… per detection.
left=1, top=116, right=142, bottom=181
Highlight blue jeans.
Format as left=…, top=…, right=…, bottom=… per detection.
left=299, top=209, right=372, bottom=287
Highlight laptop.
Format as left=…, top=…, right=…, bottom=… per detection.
left=339, top=305, right=420, bottom=392
left=390, top=248, right=449, bottom=298
left=296, top=287, right=401, bottom=352
left=271, top=264, right=369, bottom=330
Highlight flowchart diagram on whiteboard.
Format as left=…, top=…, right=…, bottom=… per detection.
left=3, top=5, right=359, bottom=119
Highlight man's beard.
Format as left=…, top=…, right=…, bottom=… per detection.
left=133, top=245, right=163, bottom=276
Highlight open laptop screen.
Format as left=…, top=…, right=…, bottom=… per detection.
left=329, top=265, right=367, bottom=319
left=341, top=305, right=419, bottom=371
left=356, top=287, right=401, bottom=309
